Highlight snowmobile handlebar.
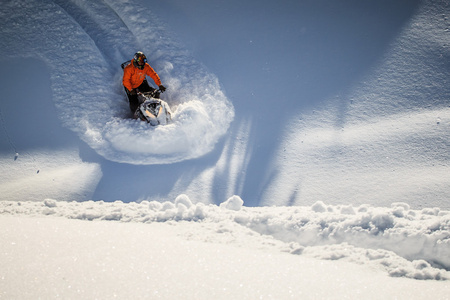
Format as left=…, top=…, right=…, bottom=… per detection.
left=137, top=89, right=162, bottom=98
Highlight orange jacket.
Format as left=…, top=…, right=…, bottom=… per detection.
left=123, top=62, right=162, bottom=92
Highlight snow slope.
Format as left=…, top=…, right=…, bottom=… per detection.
left=1, top=0, right=450, bottom=298
left=150, top=0, right=450, bottom=207
left=0, top=0, right=233, bottom=165
left=1, top=0, right=449, bottom=206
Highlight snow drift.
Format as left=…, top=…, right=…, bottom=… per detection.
left=2, top=197, right=449, bottom=281
left=4, top=214, right=449, bottom=300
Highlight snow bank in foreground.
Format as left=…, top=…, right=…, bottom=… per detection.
left=4, top=216, right=449, bottom=300
left=2, top=196, right=449, bottom=281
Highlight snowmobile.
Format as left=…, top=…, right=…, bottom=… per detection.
left=134, top=90, right=172, bottom=126
left=121, top=60, right=172, bottom=126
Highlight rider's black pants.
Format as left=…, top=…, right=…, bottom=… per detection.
left=125, top=80, right=156, bottom=113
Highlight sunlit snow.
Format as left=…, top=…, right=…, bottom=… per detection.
left=1, top=0, right=449, bottom=298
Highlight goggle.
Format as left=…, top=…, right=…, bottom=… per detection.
left=136, top=56, right=147, bottom=64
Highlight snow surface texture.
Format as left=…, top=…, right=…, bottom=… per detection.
left=1, top=0, right=450, bottom=297
left=0, top=0, right=449, bottom=205
left=3, top=214, right=449, bottom=300
left=0, top=0, right=233, bottom=165
left=2, top=196, right=449, bottom=281
left=260, top=0, right=450, bottom=207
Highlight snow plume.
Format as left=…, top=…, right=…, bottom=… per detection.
left=2, top=197, right=449, bottom=281
left=0, top=0, right=233, bottom=165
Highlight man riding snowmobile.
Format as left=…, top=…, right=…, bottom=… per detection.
left=122, top=51, right=167, bottom=114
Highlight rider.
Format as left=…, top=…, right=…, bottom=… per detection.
left=122, top=51, right=166, bottom=114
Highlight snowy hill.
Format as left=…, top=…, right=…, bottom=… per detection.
left=1, top=0, right=449, bottom=298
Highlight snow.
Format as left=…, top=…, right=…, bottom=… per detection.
left=1, top=198, right=450, bottom=298
left=2, top=197, right=450, bottom=280
left=1, top=0, right=450, bottom=298
left=0, top=0, right=233, bottom=165
left=1, top=199, right=450, bottom=299
left=3, top=216, right=447, bottom=300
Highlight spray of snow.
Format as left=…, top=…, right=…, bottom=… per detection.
left=0, top=0, right=233, bottom=165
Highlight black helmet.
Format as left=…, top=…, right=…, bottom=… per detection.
left=133, top=51, right=147, bottom=69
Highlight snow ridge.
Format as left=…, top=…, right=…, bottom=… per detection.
left=2, top=196, right=449, bottom=281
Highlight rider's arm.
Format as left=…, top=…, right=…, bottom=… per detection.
left=122, top=65, right=134, bottom=91
left=144, top=64, right=162, bottom=87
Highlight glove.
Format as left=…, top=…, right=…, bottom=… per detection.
left=159, top=85, right=166, bottom=93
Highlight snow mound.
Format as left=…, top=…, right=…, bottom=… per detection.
left=220, top=195, right=244, bottom=211
left=2, top=197, right=449, bottom=280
